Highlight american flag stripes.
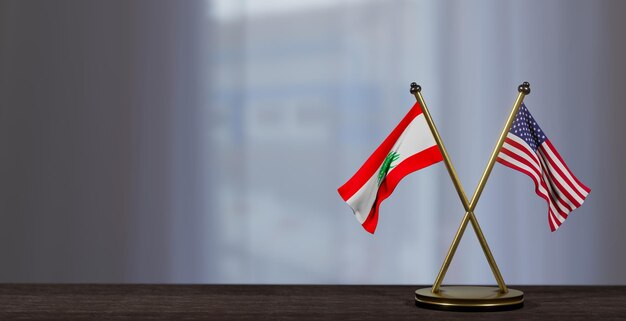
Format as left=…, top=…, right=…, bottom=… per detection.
left=496, top=104, right=590, bottom=231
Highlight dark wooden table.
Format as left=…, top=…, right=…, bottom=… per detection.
left=0, top=284, right=624, bottom=320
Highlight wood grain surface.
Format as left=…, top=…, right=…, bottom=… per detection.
left=0, top=284, right=624, bottom=320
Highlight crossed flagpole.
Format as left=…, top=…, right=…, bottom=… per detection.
left=410, top=82, right=530, bottom=294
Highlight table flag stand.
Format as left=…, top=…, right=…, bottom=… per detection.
left=410, top=82, right=530, bottom=311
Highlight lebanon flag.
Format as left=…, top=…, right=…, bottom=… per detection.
left=338, top=102, right=443, bottom=233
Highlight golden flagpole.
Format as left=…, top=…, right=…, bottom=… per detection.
left=411, top=83, right=520, bottom=293
left=409, top=84, right=470, bottom=213
left=412, top=82, right=530, bottom=311
left=429, top=82, right=530, bottom=294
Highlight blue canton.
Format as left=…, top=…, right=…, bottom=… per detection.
left=510, top=104, right=547, bottom=151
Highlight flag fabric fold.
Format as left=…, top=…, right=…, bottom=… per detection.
left=496, top=104, right=590, bottom=231
left=338, top=102, right=443, bottom=234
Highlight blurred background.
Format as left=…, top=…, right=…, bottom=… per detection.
left=0, top=0, right=625, bottom=284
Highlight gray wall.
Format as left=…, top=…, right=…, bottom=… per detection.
left=0, top=0, right=625, bottom=284
left=0, top=0, right=211, bottom=282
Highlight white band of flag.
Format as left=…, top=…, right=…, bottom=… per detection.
left=338, top=102, right=443, bottom=233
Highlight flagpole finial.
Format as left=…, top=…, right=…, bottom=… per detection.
left=518, top=82, right=531, bottom=95
left=410, top=82, right=421, bottom=94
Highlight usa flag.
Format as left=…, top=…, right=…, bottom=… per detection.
left=496, top=104, right=590, bottom=231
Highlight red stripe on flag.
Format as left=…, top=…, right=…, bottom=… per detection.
left=504, top=137, right=537, bottom=162
left=499, top=147, right=541, bottom=175
left=498, top=138, right=571, bottom=229
left=538, top=145, right=585, bottom=201
left=537, top=148, right=583, bottom=208
left=338, top=102, right=424, bottom=201
left=496, top=157, right=549, bottom=204
left=497, top=156, right=564, bottom=230
left=534, top=148, right=581, bottom=209
left=503, top=137, right=571, bottom=217
left=361, top=145, right=443, bottom=233
left=536, top=156, right=571, bottom=218
left=544, top=140, right=591, bottom=194
left=536, top=153, right=575, bottom=213
left=498, top=144, right=553, bottom=204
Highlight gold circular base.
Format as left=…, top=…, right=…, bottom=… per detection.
left=415, top=286, right=524, bottom=312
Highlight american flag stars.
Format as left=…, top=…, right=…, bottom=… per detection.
left=511, top=104, right=547, bottom=151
